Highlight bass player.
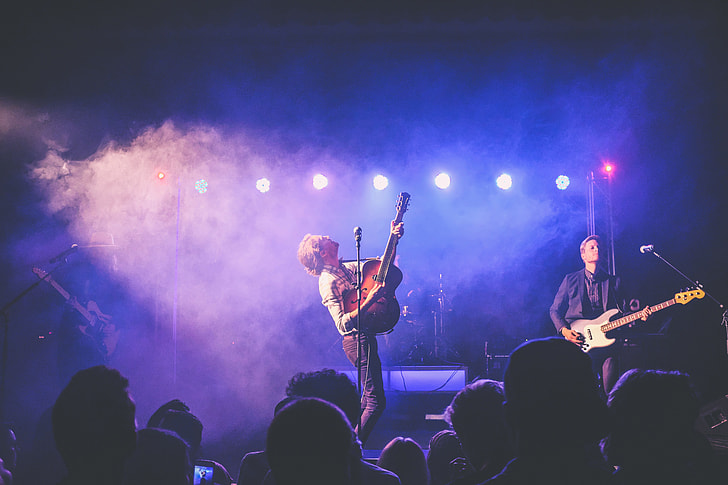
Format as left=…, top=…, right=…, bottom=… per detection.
left=297, top=220, right=404, bottom=446
left=549, top=234, right=650, bottom=394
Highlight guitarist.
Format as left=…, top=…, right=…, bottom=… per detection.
left=297, top=220, right=404, bottom=446
left=53, top=232, right=122, bottom=386
left=549, top=235, right=650, bottom=394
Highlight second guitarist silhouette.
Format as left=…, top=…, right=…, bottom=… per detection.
left=53, top=232, right=122, bottom=386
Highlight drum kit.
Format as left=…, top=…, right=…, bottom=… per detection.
left=385, top=274, right=464, bottom=365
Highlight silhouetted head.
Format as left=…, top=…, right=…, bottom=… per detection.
left=122, top=427, right=191, bottom=485
left=266, top=397, right=358, bottom=485
left=603, top=368, right=701, bottom=468
left=444, top=379, right=511, bottom=469
left=52, top=365, right=137, bottom=474
left=147, top=399, right=190, bottom=428
left=377, top=437, right=429, bottom=485
left=285, top=368, right=360, bottom=427
left=427, top=430, right=468, bottom=485
left=156, top=409, right=203, bottom=460
left=503, top=338, right=608, bottom=453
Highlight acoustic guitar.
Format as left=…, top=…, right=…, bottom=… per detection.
left=343, top=192, right=410, bottom=334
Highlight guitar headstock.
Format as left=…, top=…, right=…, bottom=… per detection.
left=32, top=266, right=49, bottom=280
left=395, top=192, right=410, bottom=223
left=674, top=288, right=705, bottom=304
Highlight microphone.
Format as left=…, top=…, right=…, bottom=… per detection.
left=354, top=227, right=362, bottom=241
left=639, top=244, right=654, bottom=254
left=49, top=244, right=79, bottom=263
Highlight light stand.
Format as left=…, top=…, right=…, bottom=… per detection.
left=645, top=247, right=727, bottom=354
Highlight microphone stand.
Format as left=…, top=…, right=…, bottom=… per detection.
left=353, top=227, right=363, bottom=438
left=647, top=248, right=727, bottom=355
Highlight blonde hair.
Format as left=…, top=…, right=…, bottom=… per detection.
left=297, top=234, right=325, bottom=276
left=579, top=235, right=600, bottom=255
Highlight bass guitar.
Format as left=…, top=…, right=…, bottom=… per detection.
left=343, top=192, right=410, bottom=335
left=571, top=288, right=705, bottom=352
left=32, top=266, right=120, bottom=359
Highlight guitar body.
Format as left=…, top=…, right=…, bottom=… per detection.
left=343, top=260, right=403, bottom=335
left=83, top=301, right=121, bottom=359
left=570, top=309, right=620, bottom=353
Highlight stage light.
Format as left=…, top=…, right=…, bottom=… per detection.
left=256, top=177, right=271, bottom=193
left=603, top=162, right=615, bottom=175
left=555, top=175, right=570, bottom=190
left=157, top=171, right=166, bottom=180
left=373, top=174, right=389, bottom=190
left=313, top=173, right=329, bottom=190
left=194, top=179, right=208, bottom=194
left=434, top=172, right=451, bottom=190
left=496, top=173, right=512, bottom=190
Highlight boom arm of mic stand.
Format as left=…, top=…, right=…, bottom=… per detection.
left=649, top=250, right=728, bottom=355
left=650, top=250, right=724, bottom=308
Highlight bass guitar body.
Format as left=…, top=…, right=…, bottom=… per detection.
left=343, top=260, right=403, bottom=335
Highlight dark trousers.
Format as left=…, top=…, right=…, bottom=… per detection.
left=588, top=346, right=618, bottom=396
left=342, top=333, right=386, bottom=446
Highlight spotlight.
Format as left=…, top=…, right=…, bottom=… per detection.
left=194, top=179, right=208, bottom=194
left=373, top=174, right=389, bottom=191
left=555, top=175, right=570, bottom=190
left=496, top=173, right=512, bottom=190
left=156, top=171, right=166, bottom=180
left=313, top=174, right=329, bottom=190
left=434, top=172, right=451, bottom=190
left=256, top=178, right=271, bottom=193
left=603, top=162, right=615, bottom=175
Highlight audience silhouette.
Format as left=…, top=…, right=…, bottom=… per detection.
left=237, top=369, right=400, bottom=485
left=603, top=368, right=723, bottom=485
left=266, top=397, right=359, bottom=485
left=443, top=379, right=513, bottom=484
left=122, top=427, right=191, bottom=485
left=377, top=437, right=429, bottom=485
left=483, top=337, right=613, bottom=484
left=426, top=430, right=471, bottom=485
left=15, top=347, right=728, bottom=485
left=52, top=365, right=137, bottom=485
left=147, top=399, right=204, bottom=461
left=147, top=398, right=234, bottom=484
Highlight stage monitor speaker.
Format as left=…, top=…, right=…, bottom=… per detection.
left=697, top=395, right=728, bottom=455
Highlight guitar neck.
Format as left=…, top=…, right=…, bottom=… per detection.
left=600, top=298, right=676, bottom=333
left=373, top=191, right=410, bottom=284
left=375, top=233, right=398, bottom=283
left=44, top=275, right=94, bottom=323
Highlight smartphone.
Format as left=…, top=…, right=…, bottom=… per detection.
left=193, top=465, right=214, bottom=485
